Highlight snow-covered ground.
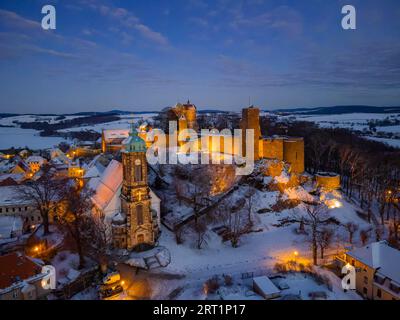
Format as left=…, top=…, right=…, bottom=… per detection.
left=0, top=126, right=68, bottom=149
left=58, top=113, right=158, bottom=133
left=287, top=113, right=400, bottom=131
left=112, top=182, right=370, bottom=300
left=364, top=136, right=400, bottom=148
left=0, top=113, right=157, bottom=149
left=284, top=112, right=400, bottom=149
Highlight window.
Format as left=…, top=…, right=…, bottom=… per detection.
left=389, top=282, right=400, bottom=294
left=12, top=290, right=19, bottom=299
left=377, top=289, right=382, bottom=298
left=136, top=204, right=143, bottom=225
left=363, top=287, right=368, bottom=295
left=25, top=207, right=28, bottom=211
left=137, top=234, right=144, bottom=243
left=364, top=276, right=368, bottom=284
left=134, top=160, right=142, bottom=182
left=0, top=208, right=2, bottom=213
left=18, top=207, right=21, bottom=212
left=6, top=208, right=8, bottom=213
left=12, top=207, right=15, bottom=212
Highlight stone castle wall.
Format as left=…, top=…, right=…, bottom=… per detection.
left=283, top=138, right=305, bottom=174
left=316, top=173, right=340, bottom=190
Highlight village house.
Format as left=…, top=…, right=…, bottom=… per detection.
left=0, top=252, right=51, bottom=300
left=0, top=185, right=42, bottom=231
left=25, top=155, right=47, bottom=174
left=342, top=241, right=400, bottom=300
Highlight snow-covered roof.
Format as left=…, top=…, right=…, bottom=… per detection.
left=0, top=186, right=31, bottom=206
left=26, top=156, right=46, bottom=164
left=91, top=160, right=123, bottom=211
left=346, top=241, right=400, bottom=283
left=84, top=162, right=106, bottom=179
left=149, top=189, right=160, bottom=203
left=253, top=276, right=281, bottom=296
left=0, top=216, right=23, bottom=239
left=0, top=173, right=25, bottom=183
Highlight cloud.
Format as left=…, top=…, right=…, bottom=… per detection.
left=0, top=9, right=41, bottom=30
left=230, top=5, right=303, bottom=36
left=188, top=17, right=209, bottom=28
left=215, top=41, right=400, bottom=90
left=134, top=24, right=168, bottom=46
left=74, top=0, right=169, bottom=46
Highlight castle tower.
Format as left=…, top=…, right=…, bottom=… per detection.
left=240, top=106, right=261, bottom=160
left=182, top=100, right=198, bottom=131
left=178, top=114, right=188, bottom=132
left=113, top=124, right=157, bottom=251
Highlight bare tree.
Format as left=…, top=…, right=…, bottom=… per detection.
left=390, top=203, right=400, bottom=242
left=16, top=164, right=67, bottom=235
left=244, top=186, right=255, bottom=227
left=343, top=222, right=359, bottom=244
left=317, top=228, right=334, bottom=259
left=192, top=219, right=208, bottom=250
left=275, top=203, right=339, bottom=265
left=174, top=226, right=185, bottom=245
left=216, top=199, right=249, bottom=248
left=83, top=214, right=111, bottom=273
left=359, top=228, right=371, bottom=246
left=57, top=184, right=94, bottom=269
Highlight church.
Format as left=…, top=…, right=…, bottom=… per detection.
left=90, top=125, right=161, bottom=252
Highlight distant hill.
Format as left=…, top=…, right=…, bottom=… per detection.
left=0, top=110, right=159, bottom=118
left=271, top=105, right=400, bottom=115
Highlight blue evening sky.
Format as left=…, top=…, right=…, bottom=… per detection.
left=0, top=0, right=399, bottom=113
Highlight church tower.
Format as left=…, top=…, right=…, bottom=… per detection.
left=113, top=124, right=158, bottom=251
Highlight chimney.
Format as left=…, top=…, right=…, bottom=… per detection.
left=371, top=242, right=381, bottom=269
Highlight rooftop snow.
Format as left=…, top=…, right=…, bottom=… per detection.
left=347, top=241, right=400, bottom=283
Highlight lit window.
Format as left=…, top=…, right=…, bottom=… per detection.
left=136, top=204, right=143, bottom=225
left=134, top=160, right=142, bottom=182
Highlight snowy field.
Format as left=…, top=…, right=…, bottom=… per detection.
left=0, top=126, right=68, bottom=150
left=283, top=112, right=400, bottom=148
left=58, top=113, right=158, bottom=133
left=117, top=184, right=369, bottom=300
left=287, top=113, right=400, bottom=131
left=364, top=136, right=400, bottom=148
left=0, top=113, right=157, bottom=150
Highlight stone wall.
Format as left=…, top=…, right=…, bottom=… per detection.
left=315, top=173, right=341, bottom=190
left=283, top=138, right=305, bottom=174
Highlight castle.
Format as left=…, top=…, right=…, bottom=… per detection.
left=101, top=103, right=304, bottom=175
left=102, top=103, right=306, bottom=251
left=162, top=100, right=198, bottom=132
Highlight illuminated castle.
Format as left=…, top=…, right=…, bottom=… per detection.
left=161, top=100, right=198, bottom=133
left=241, top=106, right=304, bottom=174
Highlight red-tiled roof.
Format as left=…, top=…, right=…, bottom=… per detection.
left=0, top=252, right=42, bottom=289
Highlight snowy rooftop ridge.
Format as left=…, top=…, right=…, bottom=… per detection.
left=346, top=241, right=400, bottom=283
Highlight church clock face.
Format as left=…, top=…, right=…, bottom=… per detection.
left=135, top=159, right=141, bottom=165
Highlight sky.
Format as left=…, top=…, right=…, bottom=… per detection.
left=0, top=0, right=400, bottom=113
